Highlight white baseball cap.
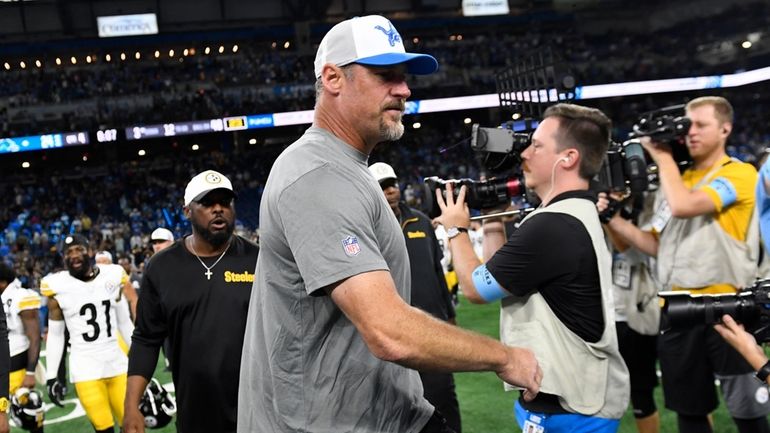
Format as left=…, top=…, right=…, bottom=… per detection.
left=150, top=228, right=174, bottom=242
left=184, top=170, right=235, bottom=206
left=95, top=251, right=113, bottom=263
left=368, top=162, right=398, bottom=183
left=314, top=15, right=438, bottom=78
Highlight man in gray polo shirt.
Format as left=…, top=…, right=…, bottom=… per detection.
left=237, top=15, right=542, bottom=433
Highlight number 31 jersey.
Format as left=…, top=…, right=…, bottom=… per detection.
left=41, top=264, right=129, bottom=383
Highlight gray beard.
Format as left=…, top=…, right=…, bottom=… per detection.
left=379, top=116, right=405, bottom=142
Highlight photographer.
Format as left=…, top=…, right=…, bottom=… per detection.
left=714, top=315, right=770, bottom=385
left=603, top=96, right=769, bottom=433
left=436, top=103, right=629, bottom=432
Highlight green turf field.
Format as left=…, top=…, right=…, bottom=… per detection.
left=453, top=297, right=745, bottom=433
left=11, top=354, right=175, bottom=433
left=17, top=296, right=756, bottom=432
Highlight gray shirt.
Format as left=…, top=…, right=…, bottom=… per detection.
left=238, top=127, right=434, bottom=433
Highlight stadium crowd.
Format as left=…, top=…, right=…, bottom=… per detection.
left=0, top=1, right=767, bottom=138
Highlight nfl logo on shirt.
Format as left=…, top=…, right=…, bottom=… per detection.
left=342, top=236, right=361, bottom=257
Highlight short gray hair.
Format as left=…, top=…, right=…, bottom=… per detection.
left=314, top=64, right=356, bottom=105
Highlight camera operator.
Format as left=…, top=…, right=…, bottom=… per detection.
left=435, top=103, right=629, bottom=432
left=603, top=96, right=769, bottom=433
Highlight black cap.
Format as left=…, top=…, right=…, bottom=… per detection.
left=60, top=234, right=89, bottom=252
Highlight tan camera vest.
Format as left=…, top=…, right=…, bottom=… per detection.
left=499, top=197, right=630, bottom=418
left=657, top=160, right=760, bottom=291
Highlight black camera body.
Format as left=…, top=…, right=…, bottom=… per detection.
left=595, top=139, right=649, bottom=195
left=419, top=122, right=531, bottom=218
left=629, top=104, right=692, bottom=143
left=660, top=279, right=770, bottom=343
left=422, top=176, right=525, bottom=219
left=470, top=123, right=531, bottom=172
left=629, top=104, right=693, bottom=165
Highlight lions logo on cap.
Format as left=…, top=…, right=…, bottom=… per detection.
left=205, top=172, right=222, bottom=184
left=374, top=23, right=401, bottom=47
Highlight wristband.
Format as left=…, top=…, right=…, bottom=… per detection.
left=25, top=371, right=35, bottom=376
left=755, top=360, right=770, bottom=383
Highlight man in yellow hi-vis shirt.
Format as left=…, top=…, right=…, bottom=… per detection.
left=605, top=96, right=769, bottom=433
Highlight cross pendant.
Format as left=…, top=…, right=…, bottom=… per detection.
left=205, top=269, right=213, bottom=280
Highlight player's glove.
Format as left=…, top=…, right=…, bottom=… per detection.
left=46, top=378, right=66, bottom=407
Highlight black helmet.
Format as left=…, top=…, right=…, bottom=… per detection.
left=10, top=387, right=45, bottom=431
left=139, top=378, right=176, bottom=429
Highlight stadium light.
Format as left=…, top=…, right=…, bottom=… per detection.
left=82, top=155, right=88, bottom=162
left=169, top=49, right=174, bottom=57
left=512, top=113, right=521, bottom=120
left=35, top=60, right=41, bottom=68
left=3, top=62, right=10, bottom=70
left=283, top=41, right=290, bottom=49
left=413, top=37, right=419, bottom=44
left=464, top=117, right=472, bottom=124
left=105, top=54, right=111, bottom=62
left=86, top=55, right=92, bottom=63
left=120, top=52, right=126, bottom=61
left=248, top=138, right=257, bottom=145
left=743, top=41, right=753, bottom=49
left=191, top=144, right=199, bottom=150
left=55, top=57, right=62, bottom=65
left=21, top=162, right=30, bottom=168
left=135, top=52, right=141, bottom=59
left=218, top=45, right=225, bottom=54
left=457, top=35, right=463, bottom=41
left=19, top=61, right=25, bottom=69
left=183, top=49, right=189, bottom=56
left=205, top=46, right=211, bottom=55
left=154, top=50, right=160, bottom=58
left=138, top=149, right=146, bottom=156
left=70, top=56, right=77, bottom=64
left=413, top=122, right=421, bottom=129
left=189, top=48, right=196, bottom=55
left=271, top=42, right=277, bottom=49
left=232, top=44, right=239, bottom=53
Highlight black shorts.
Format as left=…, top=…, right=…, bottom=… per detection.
left=658, top=323, right=753, bottom=415
left=616, top=321, right=658, bottom=393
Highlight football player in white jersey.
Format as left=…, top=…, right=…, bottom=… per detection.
left=0, top=263, right=43, bottom=432
left=41, top=235, right=136, bottom=433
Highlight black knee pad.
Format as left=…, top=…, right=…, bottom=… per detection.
left=630, top=388, right=656, bottom=418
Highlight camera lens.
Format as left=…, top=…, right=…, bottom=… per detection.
left=661, top=292, right=758, bottom=330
